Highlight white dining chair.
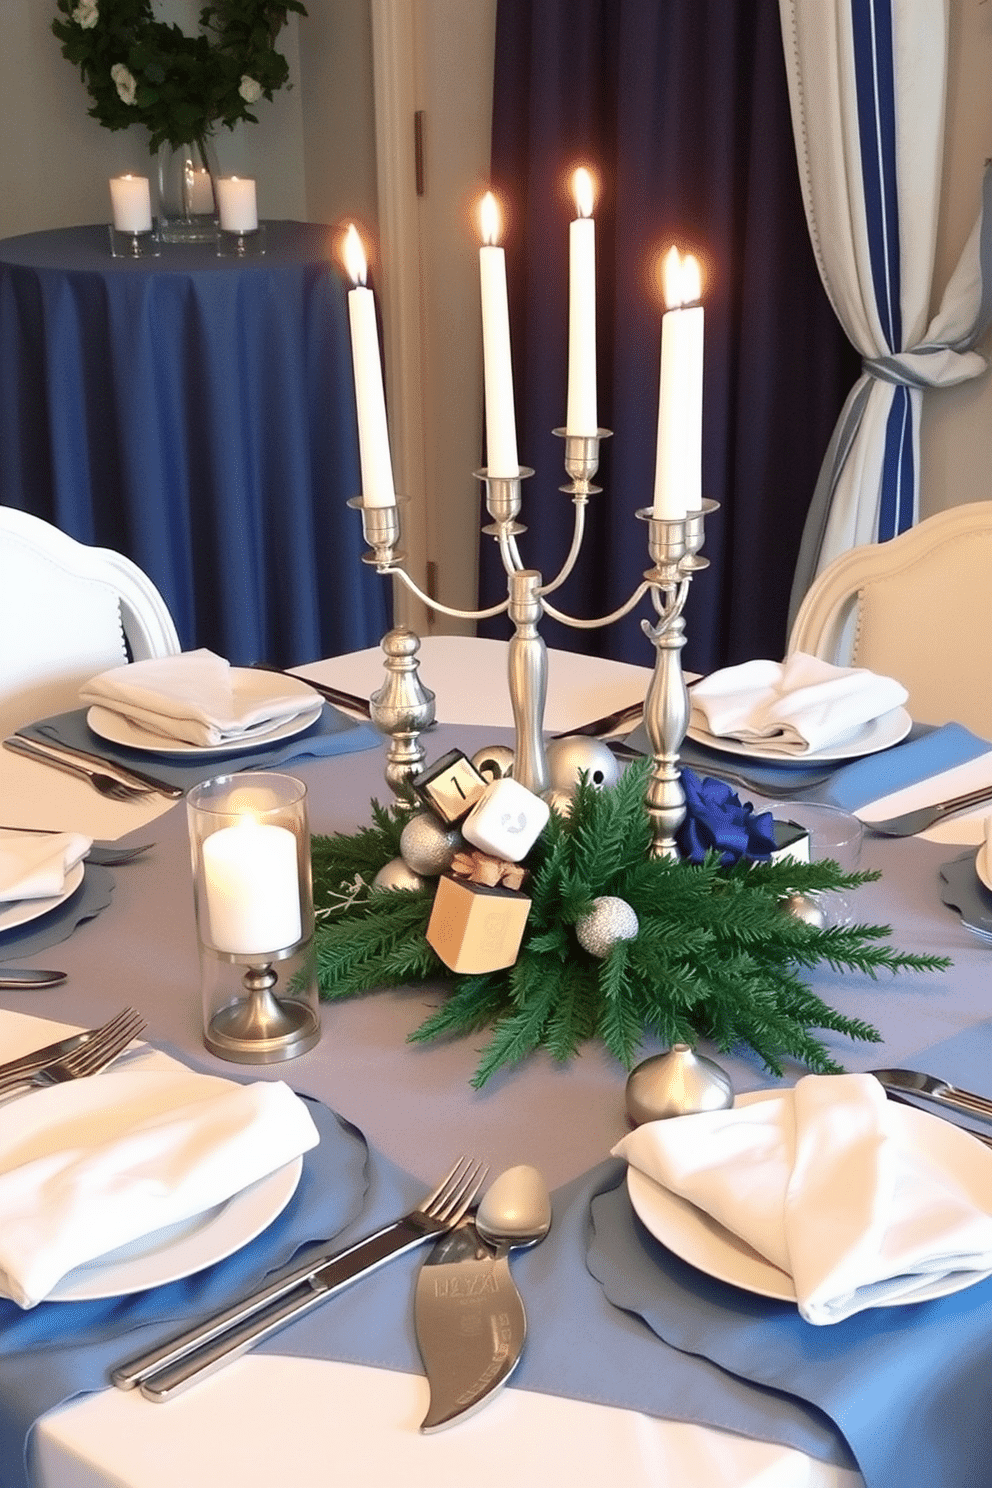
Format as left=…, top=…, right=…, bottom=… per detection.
left=0, top=507, right=181, bottom=733
left=788, top=501, right=992, bottom=736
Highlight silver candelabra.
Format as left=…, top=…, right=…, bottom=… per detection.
left=349, top=432, right=716, bottom=859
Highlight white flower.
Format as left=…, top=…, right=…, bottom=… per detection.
left=238, top=75, right=263, bottom=104
left=111, top=62, right=137, bottom=106
left=73, top=0, right=99, bottom=28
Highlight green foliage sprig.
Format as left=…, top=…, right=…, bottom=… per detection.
left=311, top=761, right=950, bottom=1087
left=53, top=0, right=307, bottom=152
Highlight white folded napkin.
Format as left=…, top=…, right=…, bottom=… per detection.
left=0, top=829, right=91, bottom=903
left=690, top=654, right=908, bottom=756
left=614, top=1073, right=992, bottom=1324
left=0, top=1068, right=319, bottom=1308
left=79, top=650, right=320, bottom=747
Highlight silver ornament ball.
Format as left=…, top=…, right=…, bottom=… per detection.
left=546, top=735, right=620, bottom=793
left=399, top=813, right=462, bottom=876
left=780, top=892, right=827, bottom=929
left=470, top=744, right=515, bottom=782
left=575, top=895, right=639, bottom=958
left=625, top=1043, right=734, bottom=1125
left=372, top=857, right=426, bottom=893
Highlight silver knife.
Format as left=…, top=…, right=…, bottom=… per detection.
left=872, top=1068, right=992, bottom=1124
left=11, top=733, right=183, bottom=798
left=415, top=1219, right=527, bottom=1431
left=0, top=969, right=67, bottom=989
left=0, top=1025, right=93, bottom=1081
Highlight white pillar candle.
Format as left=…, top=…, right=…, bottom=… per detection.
left=202, top=819, right=302, bottom=956
left=652, top=247, right=704, bottom=520
left=216, top=176, right=258, bottom=233
left=109, top=175, right=152, bottom=234
left=478, top=191, right=519, bottom=477
left=342, top=224, right=396, bottom=508
left=566, top=167, right=597, bottom=436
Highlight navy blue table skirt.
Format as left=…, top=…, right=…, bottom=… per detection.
left=0, top=221, right=389, bottom=667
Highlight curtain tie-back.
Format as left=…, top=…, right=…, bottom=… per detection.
left=863, top=345, right=987, bottom=391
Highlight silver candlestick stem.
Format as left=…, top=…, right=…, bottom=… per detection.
left=638, top=501, right=717, bottom=858
left=369, top=627, right=436, bottom=796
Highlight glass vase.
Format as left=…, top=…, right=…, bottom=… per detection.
left=156, top=137, right=219, bottom=244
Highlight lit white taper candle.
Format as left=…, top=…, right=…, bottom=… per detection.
left=478, top=191, right=519, bottom=477
left=652, top=247, right=704, bottom=519
left=566, top=167, right=597, bottom=436
left=343, top=224, right=396, bottom=508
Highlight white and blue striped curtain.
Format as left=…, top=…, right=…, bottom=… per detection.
left=779, top=0, right=991, bottom=621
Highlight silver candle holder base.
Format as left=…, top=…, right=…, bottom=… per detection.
left=202, top=945, right=320, bottom=1064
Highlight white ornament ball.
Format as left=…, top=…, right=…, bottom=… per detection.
left=470, top=744, right=515, bottom=783
left=575, top=896, right=639, bottom=958
left=400, top=813, right=462, bottom=876
left=372, top=857, right=426, bottom=893
left=546, top=735, right=620, bottom=793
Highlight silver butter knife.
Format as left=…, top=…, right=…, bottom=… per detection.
left=415, top=1219, right=526, bottom=1431
left=0, top=969, right=67, bottom=989
left=864, top=783, right=992, bottom=837
left=872, top=1068, right=992, bottom=1123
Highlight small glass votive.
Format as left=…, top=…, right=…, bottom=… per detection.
left=108, top=173, right=160, bottom=258
left=187, top=773, right=320, bottom=1063
left=216, top=221, right=266, bottom=259
left=767, top=800, right=864, bottom=926
left=108, top=223, right=161, bottom=259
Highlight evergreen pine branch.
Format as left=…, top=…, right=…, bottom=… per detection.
left=312, top=767, right=950, bottom=1087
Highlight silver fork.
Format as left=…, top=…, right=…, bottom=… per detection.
left=114, top=1155, right=490, bottom=1397
left=3, top=736, right=149, bottom=801
left=0, top=1007, right=145, bottom=1096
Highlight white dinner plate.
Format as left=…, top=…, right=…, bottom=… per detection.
left=86, top=667, right=323, bottom=755
left=0, top=860, right=84, bottom=936
left=626, top=1088, right=992, bottom=1308
left=0, top=1069, right=303, bottom=1303
left=686, top=705, right=912, bottom=764
left=976, top=844, right=992, bottom=895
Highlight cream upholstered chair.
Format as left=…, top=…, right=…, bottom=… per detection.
left=788, top=502, right=992, bottom=736
left=0, top=507, right=181, bottom=734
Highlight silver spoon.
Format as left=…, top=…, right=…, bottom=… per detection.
left=475, top=1163, right=552, bottom=1258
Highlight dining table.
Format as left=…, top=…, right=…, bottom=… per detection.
left=2, top=635, right=991, bottom=1488
left=0, top=221, right=388, bottom=668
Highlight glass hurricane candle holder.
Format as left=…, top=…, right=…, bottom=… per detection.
left=187, top=773, right=320, bottom=1063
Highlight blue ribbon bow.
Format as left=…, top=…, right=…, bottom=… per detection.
left=676, top=768, right=776, bottom=866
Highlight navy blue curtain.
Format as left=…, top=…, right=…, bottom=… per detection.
left=481, top=0, right=860, bottom=674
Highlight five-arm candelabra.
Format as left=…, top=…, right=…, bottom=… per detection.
left=350, top=432, right=716, bottom=859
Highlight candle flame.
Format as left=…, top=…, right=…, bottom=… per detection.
left=661, top=246, right=703, bottom=309
left=480, top=191, right=502, bottom=246
left=342, top=223, right=367, bottom=286
left=572, top=167, right=594, bottom=219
